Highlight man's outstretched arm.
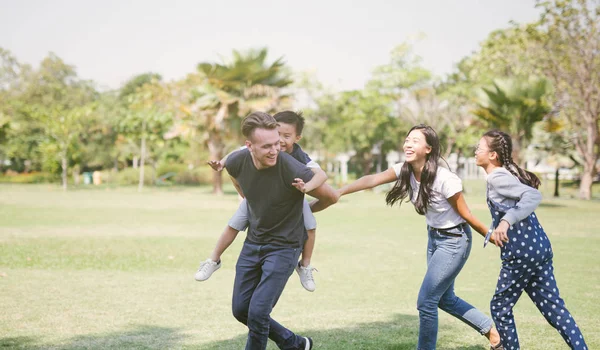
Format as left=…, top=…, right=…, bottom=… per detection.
left=306, top=183, right=339, bottom=213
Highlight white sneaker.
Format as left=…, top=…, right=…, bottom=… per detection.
left=194, top=259, right=221, bottom=281
left=295, top=263, right=317, bottom=292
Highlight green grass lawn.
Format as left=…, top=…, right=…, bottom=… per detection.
left=1, top=183, right=599, bottom=349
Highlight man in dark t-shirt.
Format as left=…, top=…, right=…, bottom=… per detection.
left=225, top=112, right=331, bottom=350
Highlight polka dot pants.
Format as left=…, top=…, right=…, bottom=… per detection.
left=491, top=258, right=587, bottom=349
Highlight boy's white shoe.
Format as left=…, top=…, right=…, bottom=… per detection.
left=194, top=259, right=221, bottom=281
left=295, top=263, right=317, bottom=292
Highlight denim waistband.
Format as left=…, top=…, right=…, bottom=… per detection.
left=428, top=222, right=468, bottom=231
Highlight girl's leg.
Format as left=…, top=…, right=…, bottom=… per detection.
left=490, top=263, right=528, bottom=349
left=524, top=259, right=588, bottom=349
left=438, top=280, right=496, bottom=344
left=417, top=227, right=477, bottom=350
left=431, top=227, right=496, bottom=346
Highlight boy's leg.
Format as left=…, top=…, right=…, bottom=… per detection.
left=195, top=200, right=249, bottom=281
left=195, top=225, right=239, bottom=281
left=209, top=226, right=240, bottom=262
left=296, top=200, right=317, bottom=292
left=300, top=229, right=315, bottom=267
left=524, top=259, right=588, bottom=349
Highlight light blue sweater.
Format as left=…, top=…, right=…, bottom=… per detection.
left=486, top=167, right=542, bottom=226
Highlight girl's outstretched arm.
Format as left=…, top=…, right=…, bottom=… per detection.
left=339, top=167, right=398, bottom=196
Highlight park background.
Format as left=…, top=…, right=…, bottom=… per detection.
left=1, top=0, right=599, bottom=349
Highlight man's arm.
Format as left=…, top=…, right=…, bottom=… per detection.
left=306, top=183, right=339, bottom=213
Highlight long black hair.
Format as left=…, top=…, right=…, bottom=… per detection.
left=483, top=130, right=541, bottom=189
left=385, top=124, right=441, bottom=215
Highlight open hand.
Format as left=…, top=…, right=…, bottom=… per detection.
left=292, top=178, right=306, bottom=193
left=207, top=160, right=224, bottom=172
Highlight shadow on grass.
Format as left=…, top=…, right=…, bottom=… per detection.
left=1, top=318, right=489, bottom=349
left=201, top=314, right=486, bottom=350
left=0, top=325, right=186, bottom=350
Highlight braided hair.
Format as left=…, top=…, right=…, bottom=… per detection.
left=483, top=130, right=541, bottom=189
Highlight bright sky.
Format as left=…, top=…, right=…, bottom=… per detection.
left=0, top=0, right=541, bottom=91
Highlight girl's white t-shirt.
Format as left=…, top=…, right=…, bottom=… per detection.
left=392, top=164, right=464, bottom=229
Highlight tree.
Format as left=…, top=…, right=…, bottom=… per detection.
left=182, top=48, right=293, bottom=195
left=531, top=0, right=600, bottom=199
left=472, top=77, right=552, bottom=166
left=10, top=53, right=98, bottom=189
left=320, top=89, right=399, bottom=177
left=119, top=78, right=173, bottom=192
left=34, top=102, right=95, bottom=190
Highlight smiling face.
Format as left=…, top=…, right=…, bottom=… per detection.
left=474, top=136, right=496, bottom=167
left=277, top=122, right=301, bottom=154
left=246, top=127, right=281, bottom=169
left=403, top=129, right=432, bottom=165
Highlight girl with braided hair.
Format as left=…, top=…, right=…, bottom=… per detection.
left=475, top=130, right=588, bottom=350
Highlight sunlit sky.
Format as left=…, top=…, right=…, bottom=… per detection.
left=1, top=0, right=541, bottom=91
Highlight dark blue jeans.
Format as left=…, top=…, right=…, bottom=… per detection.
left=232, top=241, right=306, bottom=350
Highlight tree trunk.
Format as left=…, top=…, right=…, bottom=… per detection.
left=61, top=148, right=68, bottom=191
left=554, top=168, right=559, bottom=198
left=138, top=120, right=147, bottom=193
left=152, top=159, right=157, bottom=185
left=577, top=119, right=599, bottom=200
left=207, top=131, right=225, bottom=195
left=114, top=154, right=119, bottom=172
left=443, top=138, right=455, bottom=159
left=579, top=160, right=596, bottom=200
left=133, top=156, right=138, bottom=169
left=512, top=136, right=523, bottom=168
left=361, top=153, right=374, bottom=177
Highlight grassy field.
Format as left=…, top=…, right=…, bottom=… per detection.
left=1, top=182, right=599, bottom=349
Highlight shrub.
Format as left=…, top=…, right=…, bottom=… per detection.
left=0, top=171, right=59, bottom=184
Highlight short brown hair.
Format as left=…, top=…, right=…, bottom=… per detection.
left=241, top=112, right=278, bottom=138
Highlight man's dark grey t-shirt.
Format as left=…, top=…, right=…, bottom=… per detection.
left=225, top=149, right=315, bottom=247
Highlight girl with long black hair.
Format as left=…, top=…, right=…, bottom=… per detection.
left=338, top=124, right=502, bottom=350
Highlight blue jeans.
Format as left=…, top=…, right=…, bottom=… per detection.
left=232, top=241, right=307, bottom=350
left=417, top=224, right=493, bottom=350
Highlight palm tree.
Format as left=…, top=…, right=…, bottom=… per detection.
left=472, top=77, right=551, bottom=166
left=182, top=48, right=293, bottom=195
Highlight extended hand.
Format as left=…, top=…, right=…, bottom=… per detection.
left=207, top=160, right=224, bottom=172
left=292, top=178, right=306, bottom=193
left=492, top=220, right=510, bottom=247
